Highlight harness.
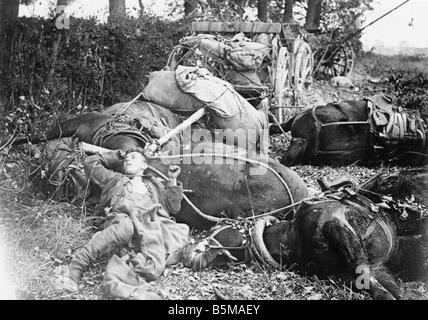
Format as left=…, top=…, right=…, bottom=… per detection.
left=92, top=118, right=152, bottom=147
left=366, top=95, right=426, bottom=158
left=182, top=216, right=282, bottom=270
left=310, top=104, right=371, bottom=159
left=301, top=181, right=396, bottom=260
left=310, top=96, right=426, bottom=161
left=182, top=222, right=250, bottom=270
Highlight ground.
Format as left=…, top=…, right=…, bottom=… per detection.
left=0, top=53, right=427, bottom=300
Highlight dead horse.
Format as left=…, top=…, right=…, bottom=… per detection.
left=270, top=98, right=427, bottom=166
left=262, top=185, right=401, bottom=300
left=183, top=168, right=427, bottom=297
left=8, top=101, right=308, bottom=230
left=362, top=167, right=428, bottom=284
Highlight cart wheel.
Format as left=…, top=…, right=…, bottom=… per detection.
left=293, top=40, right=314, bottom=92
left=315, top=42, right=355, bottom=78
left=274, top=46, right=292, bottom=123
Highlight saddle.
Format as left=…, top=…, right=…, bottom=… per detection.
left=309, top=177, right=389, bottom=220
left=92, top=115, right=161, bottom=147
left=367, top=95, right=426, bottom=156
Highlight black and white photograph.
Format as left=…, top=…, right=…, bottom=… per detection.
left=0, top=0, right=427, bottom=304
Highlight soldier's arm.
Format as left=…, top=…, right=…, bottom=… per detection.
left=162, top=179, right=184, bottom=215
left=83, top=151, right=123, bottom=188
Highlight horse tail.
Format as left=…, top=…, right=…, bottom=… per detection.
left=370, top=264, right=401, bottom=300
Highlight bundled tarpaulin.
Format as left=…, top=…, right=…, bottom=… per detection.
left=226, top=33, right=269, bottom=71
left=175, top=66, right=268, bottom=153
left=176, top=33, right=270, bottom=89
left=226, top=70, right=263, bottom=87
left=143, top=71, right=204, bottom=113
left=179, top=33, right=270, bottom=71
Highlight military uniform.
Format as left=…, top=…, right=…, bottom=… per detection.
left=68, top=151, right=189, bottom=285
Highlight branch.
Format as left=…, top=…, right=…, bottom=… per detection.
left=138, top=0, right=144, bottom=15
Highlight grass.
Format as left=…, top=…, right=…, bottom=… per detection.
left=0, top=53, right=427, bottom=300
left=1, top=142, right=427, bottom=300
left=0, top=146, right=372, bottom=300
left=356, top=52, right=428, bottom=79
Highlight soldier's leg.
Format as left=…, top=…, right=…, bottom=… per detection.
left=68, top=213, right=134, bottom=282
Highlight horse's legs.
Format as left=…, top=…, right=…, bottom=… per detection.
left=323, top=220, right=399, bottom=300
left=281, top=137, right=307, bottom=166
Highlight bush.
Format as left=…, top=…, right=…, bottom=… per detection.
left=0, top=15, right=189, bottom=136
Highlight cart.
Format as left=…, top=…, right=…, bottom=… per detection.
left=165, top=21, right=314, bottom=123
left=308, top=32, right=355, bottom=78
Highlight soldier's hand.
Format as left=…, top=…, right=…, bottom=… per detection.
left=168, top=165, right=181, bottom=181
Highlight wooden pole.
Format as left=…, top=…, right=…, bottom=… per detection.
left=157, top=107, right=207, bottom=146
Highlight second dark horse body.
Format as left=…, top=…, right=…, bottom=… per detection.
left=271, top=97, right=427, bottom=166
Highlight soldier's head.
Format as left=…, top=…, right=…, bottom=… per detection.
left=123, top=147, right=148, bottom=176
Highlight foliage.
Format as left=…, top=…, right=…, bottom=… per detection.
left=390, top=73, right=428, bottom=116
left=320, top=0, right=374, bottom=54
left=182, top=0, right=373, bottom=55
left=320, top=0, right=374, bottom=33
left=357, top=52, right=428, bottom=115
left=0, top=15, right=189, bottom=137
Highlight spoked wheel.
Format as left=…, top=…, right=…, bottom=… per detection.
left=293, top=40, right=314, bottom=92
left=315, top=42, right=355, bottom=78
left=273, top=46, right=292, bottom=123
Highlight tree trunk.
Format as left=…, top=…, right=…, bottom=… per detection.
left=304, top=0, right=323, bottom=32
left=55, top=0, right=69, bottom=19
left=257, top=0, right=268, bottom=22
left=56, top=0, right=69, bottom=6
left=283, top=0, right=294, bottom=23
left=0, top=0, right=19, bottom=35
left=184, top=0, right=197, bottom=17
left=109, top=0, right=126, bottom=19
left=137, top=0, right=144, bottom=16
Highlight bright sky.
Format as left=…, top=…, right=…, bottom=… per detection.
left=360, top=0, right=428, bottom=50
left=19, top=0, right=171, bottom=20
left=19, top=0, right=428, bottom=51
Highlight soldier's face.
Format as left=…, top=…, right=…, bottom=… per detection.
left=123, top=152, right=148, bottom=175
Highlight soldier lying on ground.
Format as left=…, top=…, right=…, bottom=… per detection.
left=61, top=147, right=190, bottom=299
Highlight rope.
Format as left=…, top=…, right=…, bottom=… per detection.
left=145, top=151, right=297, bottom=224
left=147, top=152, right=299, bottom=225
left=115, top=91, right=144, bottom=117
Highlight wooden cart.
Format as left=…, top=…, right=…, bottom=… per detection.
left=165, top=21, right=314, bottom=123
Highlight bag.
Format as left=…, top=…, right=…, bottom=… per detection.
left=176, top=66, right=268, bottom=152
left=227, top=70, right=263, bottom=87
left=143, top=71, right=205, bottom=112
